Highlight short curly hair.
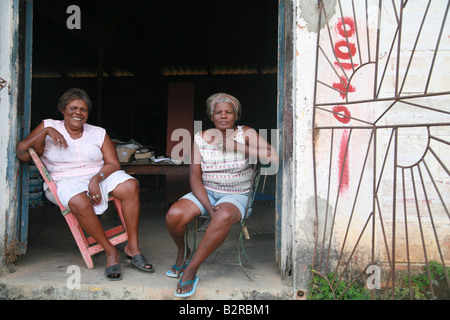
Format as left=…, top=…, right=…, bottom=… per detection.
left=57, top=88, right=93, bottom=113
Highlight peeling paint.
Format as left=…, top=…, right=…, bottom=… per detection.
left=298, top=0, right=337, bottom=32
left=0, top=0, right=22, bottom=268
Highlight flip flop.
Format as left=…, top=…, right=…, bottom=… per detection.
left=104, top=264, right=122, bottom=281
left=166, top=261, right=190, bottom=278
left=166, top=265, right=182, bottom=278
left=124, top=254, right=155, bottom=273
left=174, top=275, right=199, bottom=298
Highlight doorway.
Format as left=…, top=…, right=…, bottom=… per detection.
left=21, top=0, right=289, bottom=281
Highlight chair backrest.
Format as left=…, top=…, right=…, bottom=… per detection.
left=28, top=147, right=70, bottom=215
left=242, top=163, right=262, bottom=222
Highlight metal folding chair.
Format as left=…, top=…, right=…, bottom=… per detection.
left=182, top=163, right=261, bottom=281
left=28, top=147, right=128, bottom=269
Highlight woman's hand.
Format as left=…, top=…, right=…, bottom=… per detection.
left=203, top=128, right=238, bottom=152
left=88, top=174, right=103, bottom=206
left=223, top=134, right=241, bottom=153
left=207, top=204, right=220, bottom=219
left=45, top=127, right=68, bottom=149
left=17, top=122, right=68, bottom=162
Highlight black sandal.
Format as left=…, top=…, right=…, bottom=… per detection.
left=124, top=254, right=154, bottom=273
left=104, top=264, right=122, bottom=281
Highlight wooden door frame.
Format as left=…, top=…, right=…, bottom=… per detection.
left=276, top=0, right=294, bottom=280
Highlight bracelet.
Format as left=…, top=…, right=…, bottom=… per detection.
left=98, top=172, right=105, bottom=180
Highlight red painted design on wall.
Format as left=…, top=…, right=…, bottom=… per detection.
left=333, top=106, right=351, bottom=124
left=338, top=129, right=350, bottom=192
left=331, top=17, right=359, bottom=193
left=334, top=17, right=359, bottom=69
left=333, top=76, right=356, bottom=100
left=335, top=61, right=359, bottom=70
left=336, top=17, right=355, bottom=37
left=334, top=40, right=357, bottom=60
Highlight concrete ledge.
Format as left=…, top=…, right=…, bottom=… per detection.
left=0, top=280, right=293, bottom=300
left=0, top=204, right=293, bottom=300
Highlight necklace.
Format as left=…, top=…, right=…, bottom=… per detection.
left=72, top=129, right=84, bottom=140
left=67, top=127, right=84, bottom=140
left=63, top=121, right=84, bottom=140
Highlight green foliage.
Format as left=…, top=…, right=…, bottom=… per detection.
left=308, top=261, right=449, bottom=300
left=429, top=260, right=450, bottom=282
left=394, top=261, right=450, bottom=300
left=308, top=271, right=371, bottom=300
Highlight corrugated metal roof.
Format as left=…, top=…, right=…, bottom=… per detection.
left=160, top=64, right=276, bottom=76
left=33, top=66, right=135, bottom=78
left=32, top=0, right=278, bottom=80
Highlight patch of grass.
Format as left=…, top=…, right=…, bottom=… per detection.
left=308, top=271, right=370, bottom=300
left=308, top=261, right=449, bottom=300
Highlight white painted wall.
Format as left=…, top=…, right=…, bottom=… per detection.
left=292, top=0, right=450, bottom=291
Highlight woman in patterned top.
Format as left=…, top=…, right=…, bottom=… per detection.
left=17, top=88, right=154, bottom=280
left=166, top=92, right=278, bottom=297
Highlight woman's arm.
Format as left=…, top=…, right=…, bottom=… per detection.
left=16, top=121, right=68, bottom=162
left=88, top=133, right=121, bottom=205
left=98, top=133, right=121, bottom=178
left=244, top=126, right=279, bottom=165
left=223, top=126, right=279, bottom=166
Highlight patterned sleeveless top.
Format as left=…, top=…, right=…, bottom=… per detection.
left=194, top=125, right=252, bottom=194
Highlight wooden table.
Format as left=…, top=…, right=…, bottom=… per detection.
left=120, top=162, right=190, bottom=175
left=120, top=162, right=191, bottom=204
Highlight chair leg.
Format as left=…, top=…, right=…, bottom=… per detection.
left=182, top=217, right=254, bottom=281
left=185, top=216, right=208, bottom=262
left=178, top=231, right=189, bottom=279
left=179, top=221, right=196, bottom=278
left=28, top=148, right=127, bottom=269
left=237, top=228, right=254, bottom=282
left=64, top=213, right=94, bottom=269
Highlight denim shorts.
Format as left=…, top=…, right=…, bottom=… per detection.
left=181, top=189, right=250, bottom=221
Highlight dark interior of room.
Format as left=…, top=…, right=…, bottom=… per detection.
left=24, top=0, right=280, bottom=279
left=31, top=0, right=279, bottom=156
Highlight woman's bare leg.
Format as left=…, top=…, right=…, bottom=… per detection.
left=175, top=202, right=241, bottom=295
left=110, top=179, right=142, bottom=256
left=166, top=199, right=201, bottom=274
left=68, top=193, right=119, bottom=267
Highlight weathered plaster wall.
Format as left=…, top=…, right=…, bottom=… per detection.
left=293, top=0, right=450, bottom=291
left=0, top=0, right=20, bottom=268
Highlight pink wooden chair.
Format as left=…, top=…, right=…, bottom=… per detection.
left=28, top=147, right=128, bottom=269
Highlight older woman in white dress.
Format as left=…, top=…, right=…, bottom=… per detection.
left=17, top=88, right=153, bottom=280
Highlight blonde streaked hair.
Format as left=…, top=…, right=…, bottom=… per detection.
left=206, top=93, right=242, bottom=120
